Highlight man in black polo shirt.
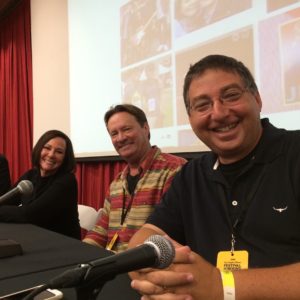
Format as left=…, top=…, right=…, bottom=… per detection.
left=128, top=55, right=300, bottom=299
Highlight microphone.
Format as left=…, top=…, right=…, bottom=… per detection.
left=47, top=235, right=175, bottom=289
left=0, top=180, right=33, bottom=205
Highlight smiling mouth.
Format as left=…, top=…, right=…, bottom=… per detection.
left=118, top=144, right=131, bottom=150
left=214, top=122, right=238, bottom=133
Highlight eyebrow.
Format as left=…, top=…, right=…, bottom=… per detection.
left=44, top=144, right=65, bottom=152
left=191, top=83, right=244, bottom=102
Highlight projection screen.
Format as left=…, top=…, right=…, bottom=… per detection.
left=34, top=0, right=300, bottom=158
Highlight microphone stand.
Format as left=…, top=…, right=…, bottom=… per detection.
left=74, top=266, right=116, bottom=300
left=75, top=282, right=105, bottom=300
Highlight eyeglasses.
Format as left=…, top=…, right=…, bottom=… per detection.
left=189, top=87, right=248, bottom=115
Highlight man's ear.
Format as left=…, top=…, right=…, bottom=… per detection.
left=255, top=91, right=263, bottom=111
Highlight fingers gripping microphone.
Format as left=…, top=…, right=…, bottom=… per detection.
left=47, top=235, right=175, bottom=289
left=0, top=180, right=33, bottom=205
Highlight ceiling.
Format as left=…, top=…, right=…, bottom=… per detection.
left=0, top=0, right=22, bottom=21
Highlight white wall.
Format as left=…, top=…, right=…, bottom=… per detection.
left=31, top=0, right=70, bottom=144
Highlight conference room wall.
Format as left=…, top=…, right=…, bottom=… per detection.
left=31, top=0, right=70, bottom=145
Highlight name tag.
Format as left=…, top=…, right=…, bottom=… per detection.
left=217, top=250, right=249, bottom=271
left=106, top=232, right=119, bottom=251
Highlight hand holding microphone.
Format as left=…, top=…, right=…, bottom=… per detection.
left=0, top=180, right=33, bottom=205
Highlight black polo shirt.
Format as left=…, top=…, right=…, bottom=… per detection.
left=148, top=119, right=300, bottom=268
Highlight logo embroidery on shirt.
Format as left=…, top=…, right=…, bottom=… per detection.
left=272, top=206, right=288, bottom=213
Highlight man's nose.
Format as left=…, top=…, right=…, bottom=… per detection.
left=210, top=99, right=230, bottom=120
left=115, top=132, right=126, bottom=141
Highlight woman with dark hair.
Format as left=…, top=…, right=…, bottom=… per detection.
left=0, top=154, right=11, bottom=196
left=0, top=130, right=81, bottom=239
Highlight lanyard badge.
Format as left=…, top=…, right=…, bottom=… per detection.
left=217, top=234, right=249, bottom=271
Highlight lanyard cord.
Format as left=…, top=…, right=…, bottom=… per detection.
left=121, top=187, right=134, bottom=225
left=232, top=165, right=267, bottom=231
left=121, top=170, right=141, bottom=225
left=217, top=164, right=267, bottom=245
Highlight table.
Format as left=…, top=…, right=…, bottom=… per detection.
left=0, top=223, right=140, bottom=299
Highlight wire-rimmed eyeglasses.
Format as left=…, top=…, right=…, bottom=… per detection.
left=189, top=87, right=249, bottom=115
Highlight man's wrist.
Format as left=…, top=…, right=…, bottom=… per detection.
left=220, top=270, right=235, bottom=300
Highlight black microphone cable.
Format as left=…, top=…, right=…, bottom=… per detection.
left=22, top=284, right=50, bottom=300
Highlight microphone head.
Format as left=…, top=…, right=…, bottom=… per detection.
left=17, top=180, right=33, bottom=196
left=144, top=235, right=175, bottom=269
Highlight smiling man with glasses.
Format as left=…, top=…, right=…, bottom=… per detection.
left=184, top=55, right=262, bottom=165
left=128, top=54, right=300, bottom=300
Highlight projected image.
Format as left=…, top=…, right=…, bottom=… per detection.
left=178, top=129, right=204, bottom=150
left=67, top=1, right=300, bottom=157
left=122, top=55, right=173, bottom=129
left=280, top=18, right=300, bottom=104
left=120, top=0, right=171, bottom=67
left=267, top=0, right=300, bottom=12
left=258, top=7, right=300, bottom=113
left=175, top=26, right=254, bottom=126
left=174, top=0, right=251, bottom=38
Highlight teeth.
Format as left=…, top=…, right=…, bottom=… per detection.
left=216, top=123, right=236, bottom=132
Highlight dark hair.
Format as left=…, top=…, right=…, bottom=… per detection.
left=104, top=104, right=150, bottom=139
left=32, top=130, right=76, bottom=173
left=183, top=54, right=258, bottom=114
